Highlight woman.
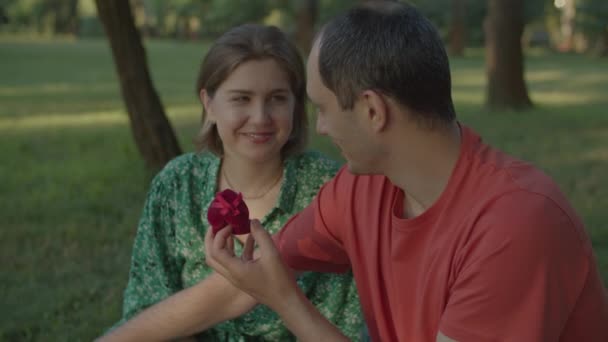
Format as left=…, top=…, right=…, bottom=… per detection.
left=105, top=24, right=363, bottom=341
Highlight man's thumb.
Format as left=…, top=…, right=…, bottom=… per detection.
left=249, top=219, right=274, bottom=249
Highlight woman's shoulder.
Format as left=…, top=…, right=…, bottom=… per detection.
left=290, top=150, right=341, bottom=176
left=286, top=150, right=342, bottom=191
left=152, top=152, right=217, bottom=187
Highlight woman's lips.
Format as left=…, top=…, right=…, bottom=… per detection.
left=242, top=132, right=274, bottom=144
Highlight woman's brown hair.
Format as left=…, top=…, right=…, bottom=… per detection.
left=194, top=24, right=308, bottom=159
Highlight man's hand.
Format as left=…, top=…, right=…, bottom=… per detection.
left=205, top=220, right=349, bottom=342
left=204, top=219, right=298, bottom=311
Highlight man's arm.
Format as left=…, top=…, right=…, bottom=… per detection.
left=96, top=272, right=257, bottom=341
left=205, top=221, right=349, bottom=342
left=439, top=192, right=594, bottom=341
left=437, top=332, right=457, bottom=342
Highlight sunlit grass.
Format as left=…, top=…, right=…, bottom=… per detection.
left=1, top=39, right=607, bottom=341
left=0, top=105, right=200, bottom=130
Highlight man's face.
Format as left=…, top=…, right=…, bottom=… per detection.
left=306, top=40, right=379, bottom=174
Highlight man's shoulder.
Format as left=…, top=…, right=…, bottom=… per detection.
left=471, top=187, right=590, bottom=257
left=461, top=142, right=589, bottom=251
left=468, top=137, right=576, bottom=220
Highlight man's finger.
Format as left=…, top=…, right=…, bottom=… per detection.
left=213, top=225, right=233, bottom=254
left=204, top=226, right=213, bottom=252
left=204, top=227, right=227, bottom=275
left=249, top=220, right=276, bottom=252
left=204, top=224, right=227, bottom=254
left=205, top=226, right=233, bottom=268
left=242, top=234, right=255, bottom=262
left=227, top=235, right=235, bottom=256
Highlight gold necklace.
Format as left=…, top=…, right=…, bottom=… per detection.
left=222, top=168, right=283, bottom=200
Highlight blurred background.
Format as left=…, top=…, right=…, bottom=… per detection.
left=0, top=0, right=607, bottom=340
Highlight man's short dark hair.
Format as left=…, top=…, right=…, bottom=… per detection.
left=317, top=1, right=456, bottom=127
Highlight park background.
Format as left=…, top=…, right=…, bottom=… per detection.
left=1, top=0, right=607, bottom=340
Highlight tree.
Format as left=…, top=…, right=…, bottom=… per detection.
left=95, top=0, right=182, bottom=171
left=484, top=0, right=533, bottom=110
left=448, top=0, right=467, bottom=56
left=294, top=0, right=318, bottom=54
left=560, top=0, right=577, bottom=51
left=577, top=0, right=608, bottom=56
left=33, top=0, right=80, bottom=35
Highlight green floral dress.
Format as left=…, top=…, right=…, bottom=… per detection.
left=114, top=151, right=364, bottom=341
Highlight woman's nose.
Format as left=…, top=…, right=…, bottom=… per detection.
left=251, top=102, right=272, bottom=124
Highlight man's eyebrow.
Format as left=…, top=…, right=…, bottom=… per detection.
left=226, top=89, right=253, bottom=95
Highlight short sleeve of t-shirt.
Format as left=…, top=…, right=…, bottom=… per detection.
left=273, top=167, right=351, bottom=273
left=439, top=190, right=593, bottom=341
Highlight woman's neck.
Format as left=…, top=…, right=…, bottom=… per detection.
left=220, top=155, right=284, bottom=199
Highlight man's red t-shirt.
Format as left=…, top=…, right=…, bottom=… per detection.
left=275, top=125, right=608, bottom=341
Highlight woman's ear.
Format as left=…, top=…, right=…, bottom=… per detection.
left=361, top=89, right=388, bottom=133
left=200, top=89, right=215, bottom=121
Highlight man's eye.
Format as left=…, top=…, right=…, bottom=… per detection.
left=272, top=95, right=287, bottom=102
left=232, top=96, right=249, bottom=103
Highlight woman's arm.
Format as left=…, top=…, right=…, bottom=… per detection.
left=97, top=272, right=257, bottom=341
left=102, top=168, right=258, bottom=341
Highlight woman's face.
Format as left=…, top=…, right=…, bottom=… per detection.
left=202, top=58, right=295, bottom=164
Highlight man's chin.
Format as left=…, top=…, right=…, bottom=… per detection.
left=346, top=161, right=381, bottom=176
left=345, top=162, right=364, bottom=175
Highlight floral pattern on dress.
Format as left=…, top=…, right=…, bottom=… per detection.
left=113, top=151, right=364, bottom=341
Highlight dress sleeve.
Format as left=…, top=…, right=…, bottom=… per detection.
left=113, top=174, right=183, bottom=327
left=305, top=270, right=365, bottom=341
left=274, top=167, right=351, bottom=273
left=439, top=191, right=591, bottom=342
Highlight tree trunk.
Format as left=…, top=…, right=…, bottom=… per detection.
left=448, top=0, right=466, bottom=56
left=594, top=30, right=608, bottom=57
left=484, top=0, right=533, bottom=110
left=51, top=0, right=79, bottom=35
left=560, top=0, right=576, bottom=52
left=294, top=0, right=318, bottom=55
left=95, top=0, right=182, bottom=171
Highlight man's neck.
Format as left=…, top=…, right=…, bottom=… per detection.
left=385, top=122, right=461, bottom=218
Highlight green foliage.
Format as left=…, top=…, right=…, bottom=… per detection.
left=577, top=0, right=608, bottom=34
left=0, top=0, right=78, bottom=34
left=199, top=0, right=270, bottom=36
left=408, top=0, right=488, bottom=44
left=1, top=39, right=608, bottom=341
left=317, top=0, right=352, bottom=25
left=408, top=0, right=553, bottom=46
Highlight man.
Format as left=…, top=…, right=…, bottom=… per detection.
left=206, top=2, right=608, bottom=341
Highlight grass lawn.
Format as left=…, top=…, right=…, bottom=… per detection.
left=1, top=39, right=607, bottom=341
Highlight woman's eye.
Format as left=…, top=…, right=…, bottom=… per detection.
left=272, top=95, right=287, bottom=102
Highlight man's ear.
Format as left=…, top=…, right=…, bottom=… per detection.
left=361, top=89, right=388, bottom=133
left=200, top=89, right=215, bottom=121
